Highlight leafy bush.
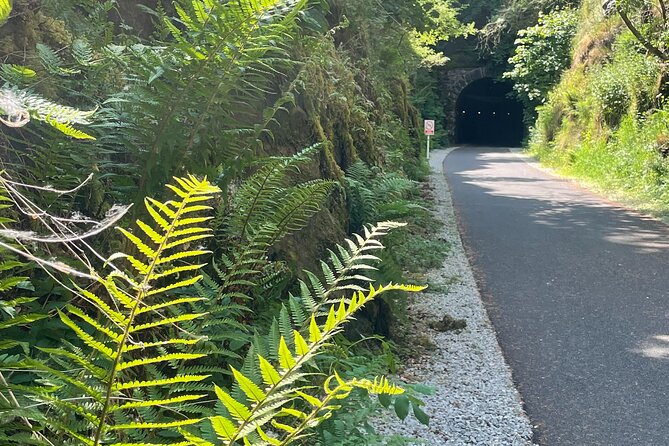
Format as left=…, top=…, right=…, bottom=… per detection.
left=528, top=3, right=669, bottom=217
left=0, top=174, right=424, bottom=445
left=504, top=7, right=579, bottom=109
left=589, top=36, right=659, bottom=127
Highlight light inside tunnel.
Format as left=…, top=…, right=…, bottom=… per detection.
left=455, top=78, right=524, bottom=146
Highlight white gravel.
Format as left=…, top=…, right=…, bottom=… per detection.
left=373, top=148, right=536, bottom=445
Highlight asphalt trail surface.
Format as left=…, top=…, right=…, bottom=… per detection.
left=443, top=146, right=669, bottom=446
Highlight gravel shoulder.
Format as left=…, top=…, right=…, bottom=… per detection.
left=375, top=147, right=535, bottom=445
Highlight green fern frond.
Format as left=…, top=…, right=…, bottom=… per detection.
left=11, top=176, right=221, bottom=445
left=45, top=117, right=96, bottom=140
left=293, top=221, right=407, bottom=315
left=11, top=87, right=96, bottom=124
left=201, top=222, right=425, bottom=445
left=228, top=145, right=324, bottom=241
left=208, top=282, right=423, bottom=445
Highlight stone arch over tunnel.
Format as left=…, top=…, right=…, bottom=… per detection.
left=455, top=78, right=524, bottom=146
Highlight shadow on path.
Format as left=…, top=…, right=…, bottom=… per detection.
left=444, top=146, right=669, bottom=446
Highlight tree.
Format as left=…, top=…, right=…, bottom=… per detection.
left=504, top=8, right=578, bottom=109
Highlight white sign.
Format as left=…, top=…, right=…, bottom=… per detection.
left=424, top=120, right=435, bottom=136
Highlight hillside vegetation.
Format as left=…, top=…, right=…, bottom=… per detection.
left=522, top=0, right=669, bottom=217
left=0, top=1, right=470, bottom=444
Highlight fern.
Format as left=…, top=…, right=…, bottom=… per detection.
left=192, top=282, right=423, bottom=445
left=180, top=222, right=425, bottom=445
left=0, top=176, right=51, bottom=445
left=345, top=161, right=417, bottom=232
left=105, top=0, right=310, bottom=199
left=0, top=86, right=96, bottom=139
left=226, top=145, right=329, bottom=241
left=294, top=221, right=408, bottom=315
left=3, top=175, right=220, bottom=445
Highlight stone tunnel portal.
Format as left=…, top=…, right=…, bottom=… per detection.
left=455, top=78, right=524, bottom=146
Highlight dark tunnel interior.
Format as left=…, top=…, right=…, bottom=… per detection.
left=455, top=78, right=524, bottom=146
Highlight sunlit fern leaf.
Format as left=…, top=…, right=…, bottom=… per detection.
left=7, top=176, right=220, bottom=445
left=45, top=118, right=96, bottom=140
left=0, top=0, right=10, bottom=26
left=207, top=281, right=425, bottom=445
left=0, top=64, right=36, bottom=85
left=199, top=223, right=425, bottom=445
left=292, top=222, right=406, bottom=318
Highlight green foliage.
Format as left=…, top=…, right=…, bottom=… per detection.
left=528, top=1, right=669, bottom=218
left=1, top=176, right=220, bottom=445
left=193, top=282, right=420, bottom=445
left=0, top=174, right=424, bottom=444
left=412, top=70, right=450, bottom=148
left=225, top=145, right=335, bottom=245
left=0, top=0, right=457, bottom=442
left=107, top=0, right=310, bottom=199
left=589, top=36, right=659, bottom=126
left=504, top=8, right=578, bottom=107
left=408, top=0, right=476, bottom=67
left=613, top=0, right=669, bottom=61
left=0, top=87, right=96, bottom=139
left=345, top=161, right=418, bottom=233
left=481, top=0, right=579, bottom=69
left=0, top=0, right=10, bottom=26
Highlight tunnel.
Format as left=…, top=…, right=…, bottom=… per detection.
left=455, top=78, right=524, bottom=146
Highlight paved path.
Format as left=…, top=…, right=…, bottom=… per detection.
left=443, top=146, right=669, bottom=446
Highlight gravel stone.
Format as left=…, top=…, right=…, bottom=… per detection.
left=373, top=148, right=536, bottom=445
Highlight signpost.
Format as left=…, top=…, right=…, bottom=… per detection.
left=424, top=120, right=435, bottom=159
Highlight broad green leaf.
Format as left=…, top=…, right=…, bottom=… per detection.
left=413, top=404, right=430, bottom=426
left=394, top=395, right=410, bottom=421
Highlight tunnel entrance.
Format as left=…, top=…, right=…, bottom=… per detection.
left=455, top=78, right=524, bottom=146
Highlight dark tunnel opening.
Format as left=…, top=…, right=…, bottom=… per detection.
left=455, top=78, right=524, bottom=146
